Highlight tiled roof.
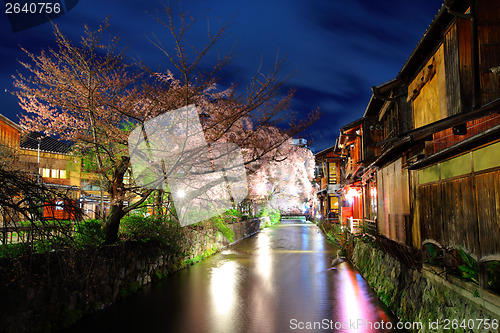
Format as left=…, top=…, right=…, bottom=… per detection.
left=20, top=132, right=71, bottom=154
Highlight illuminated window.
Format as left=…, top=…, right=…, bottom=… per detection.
left=51, top=169, right=59, bottom=178
left=42, top=168, right=50, bottom=178
left=55, top=200, right=64, bottom=210
left=330, top=196, right=339, bottom=216
left=328, top=163, right=337, bottom=184
left=59, top=170, right=67, bottom=179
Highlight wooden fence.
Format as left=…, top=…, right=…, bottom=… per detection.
left=419, top=167, right=500, bottom=289
left=1, top=223, right=74, bottom=245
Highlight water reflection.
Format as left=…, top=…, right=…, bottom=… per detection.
left=249, top=228, right=275, bottom=331
left=334, top=262, right=392, bottom=332
left=255, top=228, right=273, bottom=290
left=65, top=221, right=399, bottom=333
left=210, top=261, right=236, bottom=313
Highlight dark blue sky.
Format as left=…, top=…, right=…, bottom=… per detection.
left=1, top=0, right=444, bottom=152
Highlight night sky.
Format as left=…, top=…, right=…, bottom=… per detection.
left=1, top=0, right=444, bottom=152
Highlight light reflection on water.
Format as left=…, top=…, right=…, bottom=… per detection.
left=334, top=262, right=393, bottom=332
left=65, top=221, right=401, bottom=333
left=210, top=260, right=237, bottom=329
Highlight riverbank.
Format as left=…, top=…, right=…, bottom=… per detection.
left=0, top=218, right=262, bottom=333
left=349, top=235, right=500, bottom=332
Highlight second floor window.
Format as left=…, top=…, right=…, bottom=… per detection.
left=40, top=168, right=68, bottom=179
left=328, top=163, right=337, bottom=184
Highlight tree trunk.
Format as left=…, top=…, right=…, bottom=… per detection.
left=104, top=204, right=125, bottom=244
left=103, top=156, right=129, bottom=244
left=155, top=189, right=164, bottom=216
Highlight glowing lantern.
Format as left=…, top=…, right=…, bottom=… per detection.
left=348, top=188, right=359, bottom=197
left=345, top=188, right=359, bottom=205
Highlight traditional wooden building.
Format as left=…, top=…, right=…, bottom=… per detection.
left=315, top=0, right=500, bottom=292
left=403, top=0, right=499, bottom=284
left=339, top=0, right=500, bottom=290
left=359, top=80, right=410, bottom=241
left=80, top=171, right=110, bottom=219
left=19, top=133, right=82, bottom=220
left=314, top=146, right=342, bottom=222
left=0, top=114, right=21, bottom=153
left=335, top=109, right=390, bottom=234
left=360, top=79, right=415, bottom=246
left=0, top=114, right=23, bottom=225
left=335, top=119, right=364, bottom=232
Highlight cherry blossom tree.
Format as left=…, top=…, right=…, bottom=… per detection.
left=248, top=139, right=315, bottom=215
left=14, top=22, right=152, bottom=243
left=13, top=8, right=319, bottom=243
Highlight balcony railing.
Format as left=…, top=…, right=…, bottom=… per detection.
left=345, top=158, right=358, bottom=177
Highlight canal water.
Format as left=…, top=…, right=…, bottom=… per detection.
left=66, top=221, right=400, bottom=332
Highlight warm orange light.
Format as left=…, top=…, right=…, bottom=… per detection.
left=345, top=188, right=359, bottom=204
left=347, top=188, right=359, bottom=197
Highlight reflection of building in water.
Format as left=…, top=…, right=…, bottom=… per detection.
left=335, top=262, right=392, bottom=332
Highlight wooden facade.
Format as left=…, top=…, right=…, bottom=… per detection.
left=0, top=115, right=22, bottom=225
left=314, top=147, right=342, bottom=222
left=335, top=120, right=367, bottom=232
left=417, top=141, right=500, bottom=260
left=319, top=0, right=500, bottom=291
left=377, top=158, right=411, bottom=245
left=19, top=148, right=81, bottom=191
left=0, top=116, right=84, bottom=223
left=19, top=142, right=82, bottom=220
left=403, top=0, right=500, bottom=267
left=478, top=0, right=500, bottom=105
left=43, top=199, right=79, bottom=220
left=0, top=114, right=21, bottom=150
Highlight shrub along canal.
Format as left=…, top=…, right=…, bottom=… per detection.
left=64, top=220, right=400, bottom=332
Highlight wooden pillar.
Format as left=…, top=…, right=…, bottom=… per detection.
left=478, top=262, right=488, bottom=290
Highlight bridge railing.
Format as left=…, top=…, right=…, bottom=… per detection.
left=281, top=214, right=307, bottom=220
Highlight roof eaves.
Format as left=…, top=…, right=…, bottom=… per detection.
left=397, top=4, right=452, bottom=81
left=0, top=113, right=22, bottom=132
left=407, top=124, right=500, bottom=170
left=363, top=95, right=385, bottom=118
left=340, top=117, right=364, bottom=133
left=314, top=145, right=336, bottom=157
left=369, top=97, right=500, bottom=168
left=401, top=97, right=500, bottom=142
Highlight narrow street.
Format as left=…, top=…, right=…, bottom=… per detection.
left=66, top=220, right=398, bottom=333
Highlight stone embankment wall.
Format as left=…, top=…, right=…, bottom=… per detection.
left=0, top=218, right=261, bottom=333
left=350, top=237, right=500, bottom=332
